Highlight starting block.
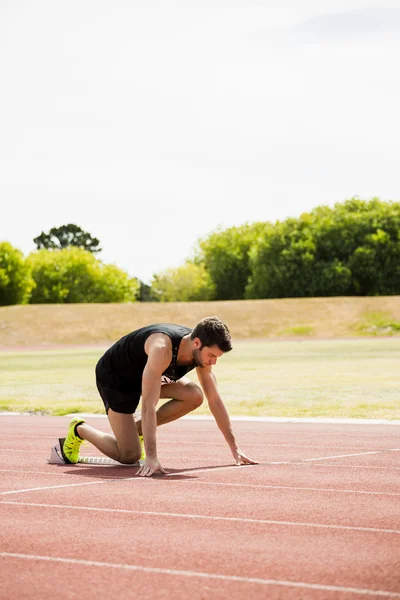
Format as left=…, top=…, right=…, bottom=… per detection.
left=48, top=440, right=141, bottom=467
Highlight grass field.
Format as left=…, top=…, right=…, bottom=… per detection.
left=1, top=296, right=400, bottom=348
left=1, top=338, right=399, bottom=419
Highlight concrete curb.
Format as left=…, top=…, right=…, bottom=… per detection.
left=1, top=412, right=399, bottom=425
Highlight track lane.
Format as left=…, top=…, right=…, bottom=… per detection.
left=1, top=415, right=399, bottom=598
left=1, top=503, right=399, bottom=597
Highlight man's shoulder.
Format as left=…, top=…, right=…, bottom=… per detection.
left=134, top=322, right=187, bottom=332
left=144, top=323, right=192, bottom=337
left=145, top=331, right=173, bottom=351
left=126, top=323, right=191, bottom=349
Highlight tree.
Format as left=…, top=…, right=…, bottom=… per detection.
left=151, top=262, right=215, bottom=302
left=308, top=198, right=400, bottom=295
left=246, top=198, right=400, bottom=298
left=245, top=218, right=318, bottom=298
left=196, top=222, right=266, bottom=300
left=91, top=263, right=140, bottom=303
left=33, top=224, right=102, bottom=253
left=0, top=242, right=35, bottom=305
left=135, top=281, right=160, bottom=302
left=27, top=247, right=139, bottom=303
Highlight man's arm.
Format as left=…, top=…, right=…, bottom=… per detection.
left=196, top=366, right=259, bottom=465
left=137, top=334, right=171, bottom=477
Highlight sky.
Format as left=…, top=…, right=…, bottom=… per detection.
left=1, top=0, right=400, bottom=283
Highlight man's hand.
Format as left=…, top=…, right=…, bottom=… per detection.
left=137, top=456, right=167, bottom=477
left=232, top=448, right=260, bottom=466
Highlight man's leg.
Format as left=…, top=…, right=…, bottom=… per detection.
left=76, top=410, right=142, bottom=464
left=136, top=377, right=203, bottom=436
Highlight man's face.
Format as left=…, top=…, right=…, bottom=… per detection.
left=192, top=341, right=224, bottom=368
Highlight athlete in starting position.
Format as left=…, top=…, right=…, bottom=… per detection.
left=62, top=316, right=259, bottom=476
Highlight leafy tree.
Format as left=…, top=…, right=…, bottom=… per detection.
left=246, top=198, right=400, bottom=298
left=196, top=222, right=266, bottom=300
left=0, top=242, right=35, bottom=305
left=33, top=224, right=102, bottom=253
left=27, top=247, right=138, bottom=303
left=309, top=198, right=400, bottom=295
left=151, top=262, right=215, bottom=302
left=91, top=263, right=140, bottom=303
left=135, top=281, right=160, bottom=302
left=245, top=218, right=318, bottom=298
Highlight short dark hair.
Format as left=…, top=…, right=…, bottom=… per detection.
left=191, top=316, right=232, bottom=353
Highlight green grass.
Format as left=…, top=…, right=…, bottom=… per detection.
left=1, top=297, right=400, bottom=347
left=356, top=311, right=400, bottom=336
left=1, top=339, right=399, bottom=419
left=280, top=325, right=314, bottom=337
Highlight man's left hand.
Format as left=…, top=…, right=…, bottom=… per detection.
left=232, top=448, right=259, bottom=465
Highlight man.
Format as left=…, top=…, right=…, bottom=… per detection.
left=62, top=316, right=258, bottom=476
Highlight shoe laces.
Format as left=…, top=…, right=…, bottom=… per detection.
left=65, top=434, right=83, bottom=452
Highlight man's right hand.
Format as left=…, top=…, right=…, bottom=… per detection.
left=137, top=456, right=167, bottom=477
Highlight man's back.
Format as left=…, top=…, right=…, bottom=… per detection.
left=96, top=323, right=193, bottom=390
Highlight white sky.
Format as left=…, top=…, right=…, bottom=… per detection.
left=1, top=0, right=400, bottom=283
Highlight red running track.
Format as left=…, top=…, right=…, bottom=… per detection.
left=0, top=414, right=400, bottom=599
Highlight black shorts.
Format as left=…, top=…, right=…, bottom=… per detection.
left=96, top=378, right=141, bottom=415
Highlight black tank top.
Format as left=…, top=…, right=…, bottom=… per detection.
left=96, top=323, right=194, bottom=392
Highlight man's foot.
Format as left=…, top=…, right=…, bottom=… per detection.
left=139, top=435, right=146, bottom=461
left=62, top=418, right=86, bottom=464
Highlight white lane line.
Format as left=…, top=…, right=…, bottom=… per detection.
left=0, top=463, right=254, bottom=496
left=2, top=501, right=400, bottom=535
left=307, top=464, right=400, bottom=470
left=0, top=479, right=114, bottom=495
left=1, top=411, right=400, bottom=425
left=1, top=470, right=399, bottom=496
left=1, top=451, right=399, bottom=496
left=246, top=448, right=399, bottom=465
left=149, top=480, right=400, bottom=497
left=1, top=446, right=398, bottom=496
left=0, top=552, right=398, bottom=597
left=2, top=411, right=400, bottom=424
left=302, top=451, right=390, bottom=462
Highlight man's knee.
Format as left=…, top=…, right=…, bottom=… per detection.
left=117, top=449, right=141, bottom=464
left=189, top=385, right=204, bottom=409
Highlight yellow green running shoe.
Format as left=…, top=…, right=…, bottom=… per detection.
left=139, top=435, right=146, bottom=461
left=60, top=418, right=85, bottom=464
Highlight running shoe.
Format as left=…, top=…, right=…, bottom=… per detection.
left=61, top=418, right=86, bottom=464
left=139, top=435, right=146, bottom=461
